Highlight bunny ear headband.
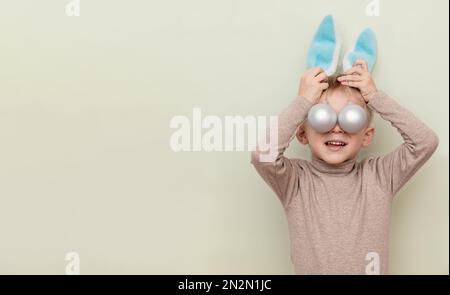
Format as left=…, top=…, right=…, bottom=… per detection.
left=305, top=15, right=377, bottom=134
left=307, top=15, right=377, bottom=75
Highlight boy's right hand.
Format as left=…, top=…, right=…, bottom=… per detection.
left=298, top=67, right=329, bottom=103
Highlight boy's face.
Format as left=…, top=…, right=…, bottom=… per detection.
left=296, top=88, right=375, bottom=164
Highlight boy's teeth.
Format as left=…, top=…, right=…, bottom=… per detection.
left=326, top=141, right=346, bottom=146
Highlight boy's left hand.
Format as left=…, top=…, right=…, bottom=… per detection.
left=337, top=60, right=378, bottom=102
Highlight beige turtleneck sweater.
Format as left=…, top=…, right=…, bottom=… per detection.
left=251, top=91, right=439, bottom=274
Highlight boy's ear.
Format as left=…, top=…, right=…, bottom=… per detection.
left=343, top=28, right=377, bottom=72
left=296, top=125, right=309, bottom=145
left=362, top=126, right=375, bottom=147
left=306, top=15, right=341, bottom=76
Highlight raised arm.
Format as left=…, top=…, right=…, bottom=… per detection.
left=365, top=91, right=439, bottom=196
left=251, top=67, right=328, bottom=207
left=339, top=60, right=439, bottom=197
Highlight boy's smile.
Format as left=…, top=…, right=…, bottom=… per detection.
left=324, top=138, right=348, bottom=151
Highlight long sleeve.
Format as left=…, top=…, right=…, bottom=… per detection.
left=365, top=91, right=439, bottom=197
left=251, top=95, right=314, bottom=208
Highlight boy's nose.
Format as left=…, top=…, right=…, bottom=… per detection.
left=330, top=122, right=344, bottom=133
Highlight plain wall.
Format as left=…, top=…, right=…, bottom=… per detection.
left=0, top=0, right=448, bottom=274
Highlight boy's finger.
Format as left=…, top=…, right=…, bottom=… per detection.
left=340, top=80, right=360, bottom=88
left=353, top=60, right=368, bottom=71
left=315, top=72, right=327, bottom=82
left=319, top=82, right=329, bottom=89
left=338, top=75, right=362, bottom=82
left=344, top=67, right=364, bottom=75
left=310, top=67, right=323, bottom=76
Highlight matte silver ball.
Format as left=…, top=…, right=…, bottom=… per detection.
left=307, top=103, right=337, bottom=133
left=338, top=103, right=368, bottom=133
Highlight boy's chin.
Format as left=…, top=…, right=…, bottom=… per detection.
left=318, top=153, right=351, bottom=165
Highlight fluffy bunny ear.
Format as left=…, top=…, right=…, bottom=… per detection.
left=306, top=15, right=341, bottom=76
left=343, top=28, right=377, bottom=72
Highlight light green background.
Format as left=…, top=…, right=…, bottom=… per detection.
left=0, top=0, right=448, bottom=274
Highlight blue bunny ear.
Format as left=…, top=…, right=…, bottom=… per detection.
left=343, top=28, right=377, bottom=72
left=306, top=15, right=341, bottom=76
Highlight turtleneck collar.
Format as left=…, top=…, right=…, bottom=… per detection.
left=310, top=155, right=357, bottom=174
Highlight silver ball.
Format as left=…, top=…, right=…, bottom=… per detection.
left=338, top=103, right=368, bottom=133
left=307, top=103, right=337, bottom=133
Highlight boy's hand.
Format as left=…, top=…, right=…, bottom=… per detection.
left=337, top=60, right=378, bottom=102
left=298, top=67, right=329, bottom=103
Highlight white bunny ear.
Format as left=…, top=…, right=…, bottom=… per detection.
left=306, top=15, right=341, bottom=76
left=343, top=28, right=377, bottom=72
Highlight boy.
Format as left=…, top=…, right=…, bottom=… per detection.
left=251, top=60, right=439, bottom=274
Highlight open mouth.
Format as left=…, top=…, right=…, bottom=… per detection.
left=324, top=140, right=347, bottom=151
